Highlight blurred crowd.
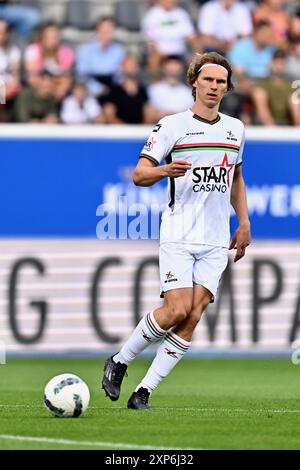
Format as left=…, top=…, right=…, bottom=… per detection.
left=0, top=0, right=300, bottom=125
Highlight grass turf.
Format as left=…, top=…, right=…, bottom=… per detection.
left=0, top=357, right=300, bottom=450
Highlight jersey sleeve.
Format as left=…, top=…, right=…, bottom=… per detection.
left=236, top=126, right=245, bottom=167
left=139, top=119, right=175, bottom=166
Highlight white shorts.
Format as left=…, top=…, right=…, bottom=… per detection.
left=159, top=242, right=228, bottom=301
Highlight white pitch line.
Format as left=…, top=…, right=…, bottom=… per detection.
left=92, top=406, right=300, bottom=414
left=156, top=407, right=300, bottom=413
left=1, top=404, right=300, bottom=414
left=0, top=434, right=198, bottom=450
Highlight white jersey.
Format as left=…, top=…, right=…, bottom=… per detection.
left=140, top=109, right=245, bottom=248
left=141, top=5, right=195, bottom=56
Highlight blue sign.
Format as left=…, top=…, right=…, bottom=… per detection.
left=241, top=140, right=300, bottom=239
left=0, top=137, right=299, bottom=238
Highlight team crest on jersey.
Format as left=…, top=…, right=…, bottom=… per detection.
left=144, top=137, right=157, bottom=152
left=192, top=153, right=235, bottom=193
left=226, top=130, right=237, bottom=142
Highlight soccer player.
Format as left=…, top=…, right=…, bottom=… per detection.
left=102, top=52, right=251, bottom=409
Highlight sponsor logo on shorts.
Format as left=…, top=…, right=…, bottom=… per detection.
left=164, top=271, right=178, bottom=284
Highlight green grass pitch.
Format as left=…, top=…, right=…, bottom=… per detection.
left=0, top=357, right=300, bottom=450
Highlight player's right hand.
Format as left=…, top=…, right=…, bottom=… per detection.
left=164, top=160, right=192, bottom=178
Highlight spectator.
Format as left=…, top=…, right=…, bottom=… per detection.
left=288, top=11, right=300, bottom=43
left=228, top=20, right=275, bottom=78
left=141, top=0, right=197, bottom=71
left=14, top=71, right=58, bottom=123
left=60, top=82, right=103, bottom=124
left=253, top=0, right=289, bottom=46
left=251, top=49, right=300, bottom=125
left=0, top=18, right=21, bottom=121
left=147, top=55, right=194, bottom=120
left=220, top=73, right=254, bottom=124
left=0, top=19, right=21, bottom=98
left=101, top=54, right=153, bottom=124
left=0, top=0, right=40, bottom=38
left=25, top=22, right=74, bottom=77
left=197, top=0, right=253, bottom=54
left=286, top=39, right=300, bottom=80
left=76, top=17, right=126, bottom=98
left=24, top=22, right=74, bottom=101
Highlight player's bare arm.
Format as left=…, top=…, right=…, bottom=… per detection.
left=230, top=164, right=251, bottom=262
left=133, top=157, right=192, bottom=187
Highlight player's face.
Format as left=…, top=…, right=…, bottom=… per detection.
left=193, top=66, right=228, bottom=109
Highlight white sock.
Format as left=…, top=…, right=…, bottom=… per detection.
left=113, top=311, right=167, bottom=366
left=136, top=332, right=191, bottom=393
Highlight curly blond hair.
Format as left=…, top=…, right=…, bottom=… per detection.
left=187, top=52, right=234, bottom=101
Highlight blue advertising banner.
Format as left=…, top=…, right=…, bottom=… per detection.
left=0, top=135, right=299, bottom=238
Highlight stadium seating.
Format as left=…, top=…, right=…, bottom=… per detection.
left=26, top=0, right=67, bottom=25
left=114, top=0, right=147, bottom=32
left=65, top=0, right=105, bottom=30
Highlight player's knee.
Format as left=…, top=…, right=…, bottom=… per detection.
left=186, top=310, right=202, bottom=329
left=167, top=304, right=189, bottom=324
left=194, top=295, right=211, bottom=314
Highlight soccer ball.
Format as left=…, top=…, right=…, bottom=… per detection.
left=44, top=373, right=90, bottom=418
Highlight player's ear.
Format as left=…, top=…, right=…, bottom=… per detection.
left=192, top=73, right=199, bottom=88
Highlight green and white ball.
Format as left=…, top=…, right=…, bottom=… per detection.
left=44, top=373, right=90, bottom=418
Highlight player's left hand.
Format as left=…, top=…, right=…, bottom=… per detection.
left=229, top=223, right=251, bottom=262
